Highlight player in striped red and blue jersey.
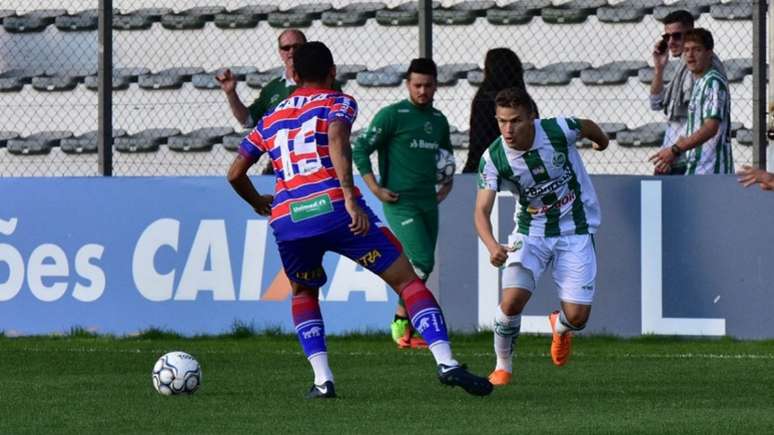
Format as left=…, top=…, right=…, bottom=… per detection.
left=227, top=41, right=492, bottom=399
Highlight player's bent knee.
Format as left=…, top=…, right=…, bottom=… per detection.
left=502, top=263, right=536, bottom=292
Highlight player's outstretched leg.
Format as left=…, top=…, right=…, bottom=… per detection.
left=490, top=306, right=521, bottom=386
left=399, top=278, right=493, bottom=397
left=292, top=290, right=336, bottom=399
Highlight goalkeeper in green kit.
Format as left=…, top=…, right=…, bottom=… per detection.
left=353, top=58, right=454, bottom=349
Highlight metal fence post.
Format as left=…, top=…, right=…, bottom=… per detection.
left=98, top=0, right=113, bottom=176
left=418, top=0, right=432, bottom=59
left=753, top=0, right=767, bottom=170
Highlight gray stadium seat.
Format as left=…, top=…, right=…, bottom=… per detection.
left=526, top=69, right=573, bottom=86
left=336, top=64, right=367, bottom=81
left=637, top=61, right=680, bottom=84
left=286, top=3, right=334, bottom=18
left=667, top=0, right=720, bottom=13
left=158, top=67, right=206, bottom=81
left=115, top=128, right=181, bottom=153
left=0, top=131, right=20, bottom=147
left=60, top=129, right=127, bottom=154
left=580, top=68, right=628, bottom=86
left=222, top=130, right=250, bottom=151
left=710, top=2, right=752, bottom=20
left=168, top=127, right=234, bottom=152
left=653, top=5, right=703, bottom=21
left=545, top=62, right=591, bottom=76
left=233, top=5, right=279, bottom=18
left=616, top=123, right=666, bottom=148
left=3, top=16, right=49, bottom=33
left=725, top=58, right=753, bottom=75
left=597, top=5, right=647, bottom=23
left=45, top=67, right=97, bottom=81
left=541, top=7, right=590, bottom=24
left=437, top=70, right=459, bottom=86
left=7, top=131, right=73, bottom=155
left=563, top=0, right=609, bottom=14
left=73, top=8, right=121, bottom=18
left=55, top=14, right=98, bottom=31
left=115, top=67, right=152, bottom=82
left=0, top=10, right=16, bottom=24
left=0, top=68, right=45, bottom=85
left=113, top=14, right=153, bottom=30
left=433, top=9, right=478, bottom=25
left=501, top=0, right=553, bottom=16
left=729, top=122, right=743, bottom=138
left=31, top=76, right=79, bottom=92
left=611, top=0, right=663, bottom=12
left=452, top=1, right=497, bottom=15
left=138, top=74, right=184, bottom=90
left=322, top=11, right=369, bottom=27
left=486, top=8, right=533, bottom=25
left=735, top=128, right=752, bottom=146
left=84, top=75, right=131, bottom=91
left=267, top=12, right=314, bottom=28
left=375, top=9, right=417, bottom=26
left=356, top=71, right=403, bottom=87
left=439, top=63, right=479, bottom=78
left=725, top=64, right=748, bottom=83
left=214, top=13, right=259, bottom=29
left=450, top=129, right=469, bottom=149
left=182, top=6, right=227, bottom=21
left=466, top=69, right=484, bottom=86
left=394, top=1, right=441, bottom=11
left=246, top=72, right=276, bottom=88
left=26, top=9, right=68, bottom=23
left=130, top=8, right=173, bottom=21
left=578, top=122, right=627, bottom=147
left=0, top=78, right=23, bottom=92
left=340, top=2, right=387, bottom=17
left=580, top=61, right=647, bottom=85
left=192, top=73, right=220, bottom=89
left=161, top=13, right=207, bottom=30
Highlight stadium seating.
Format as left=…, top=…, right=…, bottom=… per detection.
left=60, top=129, right=127, bottom=154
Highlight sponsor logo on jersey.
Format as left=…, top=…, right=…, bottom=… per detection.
left=357, top=249, right=382, bottom=267
left=527, top=190, right=577, bottom=215
left=552, top=152, right=566, bottom=168
left=409, top=139, right=439, bottom=150
left=523, top=168, right=573, bottom=200
left=424, top=121, right=433, bottom=134
left=289, top=194, right=334, bottom=222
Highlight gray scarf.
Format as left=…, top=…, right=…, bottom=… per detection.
left=663, top=54, right=726, bottom=121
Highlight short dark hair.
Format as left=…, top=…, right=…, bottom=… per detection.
left=684, top=28, right=714, bottom=50
left=663, top=10, right=694, bottom=28
left=407, top=58, right=437, bottom=79
left=293, top=41, right=334, bottom=82
left=277, top=29, right=306, bottom=45
left=495, top=87, right=535, bottom=114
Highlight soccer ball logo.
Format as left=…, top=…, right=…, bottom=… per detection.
left=152, top=351, right=202, bottom=396
left=436, top=148, right=456, bottom=185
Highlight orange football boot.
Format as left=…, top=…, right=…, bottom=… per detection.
left=488, top=369, right=512, bottom=386
left=548, top=310, right=572, bottom=366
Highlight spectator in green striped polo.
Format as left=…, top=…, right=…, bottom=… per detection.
left=353, top=58, right=455, bottom=349
left=216, top=29, right=341, bottom=174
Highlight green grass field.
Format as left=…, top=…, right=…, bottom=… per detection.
left=1, top=331, right=773, bottom=434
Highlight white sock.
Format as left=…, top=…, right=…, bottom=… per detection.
left=555, top=310, right=576, bottom=336
left=494, top=306, right=521, bottom=373
left=309, top=352, right=334, bottom=385
left=428, top=341, right=459, bottom=367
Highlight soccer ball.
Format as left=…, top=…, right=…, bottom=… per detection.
left=436, top=148, right=456, bottom=185
left=152, top=351, right=201, bottom=396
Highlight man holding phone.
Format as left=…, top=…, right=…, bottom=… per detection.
left=648, top=10, right=725, bottom=175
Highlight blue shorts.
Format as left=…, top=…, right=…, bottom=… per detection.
left=276, top=213, right=403, bottom=288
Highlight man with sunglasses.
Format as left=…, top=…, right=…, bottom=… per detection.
left=217, top=29, right=341, bottom=174
left=649, top=10, right=725, bottom=175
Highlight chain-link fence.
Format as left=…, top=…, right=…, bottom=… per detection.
left=0, top=0, right=762, bottom=176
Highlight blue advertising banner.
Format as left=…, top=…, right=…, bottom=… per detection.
left=0, top=177, right=398, bottom=335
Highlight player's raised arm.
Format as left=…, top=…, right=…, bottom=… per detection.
left=579, top=119, right=609, bottom=151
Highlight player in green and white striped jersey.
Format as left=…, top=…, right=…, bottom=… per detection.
left=473, top=87, right=609, bottom=386
left=649, top=28, right=733, bottom=175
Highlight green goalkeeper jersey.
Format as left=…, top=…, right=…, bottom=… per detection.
left=353, top=99, right=453, bottom=200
